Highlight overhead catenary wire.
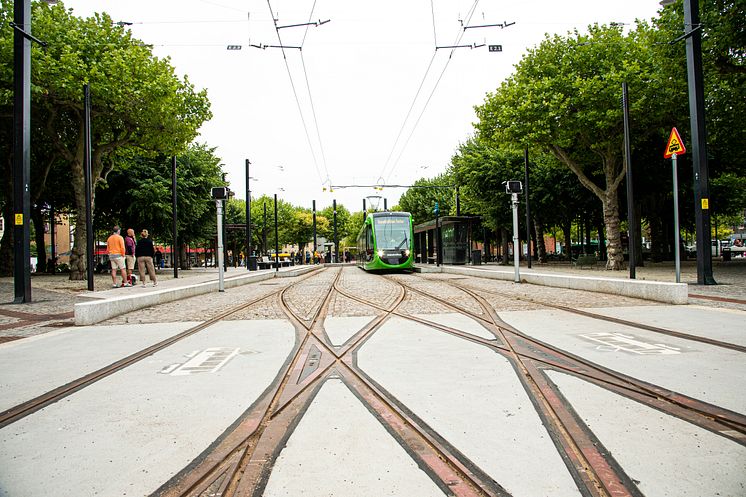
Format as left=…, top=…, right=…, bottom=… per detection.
left=266, top=0, right=330, bottom=187
left=378, top=0, right=480, bottom=185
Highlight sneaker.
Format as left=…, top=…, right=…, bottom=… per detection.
left=124, top=283, right=132, bottom=287
left=153, top=282, right=158, bottom=287
left=112, top=284, right=118, bottom=288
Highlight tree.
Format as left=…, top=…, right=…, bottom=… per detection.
left=397, top=173, right=457, bottom=226
left=475, top=24, right=672, bottom=270
left=0, top=2, right=211, bottom=279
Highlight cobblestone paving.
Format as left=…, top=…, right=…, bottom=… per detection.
left=106, top=280, right=291, bottom=325
left=396, top=291, right=454, bottom=315
left=282, top=268, right=340, bottom=323
left=436, top=275, right=660, bottom=311
left=335, top=268, right=402, bottom=310
left=0, top=283, right=80, bottom=338
left=388, top=274, right=486, bottom=316
left=328, top=292, right=381, bottom=318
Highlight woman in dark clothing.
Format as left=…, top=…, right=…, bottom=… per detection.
left=135, top=229, right=158, bottom=287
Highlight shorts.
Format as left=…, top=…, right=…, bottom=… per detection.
left=110, top=255, right=126, bottom=270
left=125, top=255, right=136, bottom=270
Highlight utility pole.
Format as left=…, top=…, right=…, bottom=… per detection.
left=333, top=199, right=338, bottom=263
left=683, top=0, right=715, bottom=284
left=172, top=156, right=178, bottom=278
left=524, top=148, right=532, bottom=269
left=245, top=159, right=252, bottom=269
left=362, top=198, right=367, bottom=221
left=312, top=200, right=317, bottom=252
left=12, top=0, right=32, bottom=302
left=622, top=82, right=636, bottom=279
left=274, top=194, right=279, bottom=272
left=84, top=85, right=94, bottom=291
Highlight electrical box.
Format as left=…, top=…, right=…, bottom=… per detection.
left=211, top=187, right=230, bottom=200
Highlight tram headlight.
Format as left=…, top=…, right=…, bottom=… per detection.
left=377, top=249, right=384, bottom=258
left=404, top=249, right=410, bottom=257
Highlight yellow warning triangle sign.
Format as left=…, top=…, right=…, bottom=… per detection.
left=664, top=127, right=686, bottom=158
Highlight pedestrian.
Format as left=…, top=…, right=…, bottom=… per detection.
left=125, top=228, right=137, bottom=284
left=135, top=229, right=158, bottom=287
left=107, top=225, right=129, bottom=288
left=305, top=251, right=311, bottom=264
left=154, top=248, right=163, bottom=270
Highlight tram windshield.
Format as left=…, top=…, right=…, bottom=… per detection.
left=374, top=216, right=410, bottom=251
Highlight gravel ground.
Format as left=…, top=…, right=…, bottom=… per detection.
left=1, top=260, right=743, bottom=340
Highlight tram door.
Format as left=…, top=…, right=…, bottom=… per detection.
left=365, top=225, right=374, bottom=262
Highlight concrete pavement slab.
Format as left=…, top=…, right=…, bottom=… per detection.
left=358, top=316, right=582, bottom=497
left=588, top=305, right=746, bottom=347
left=499, top=309, right=746, bottom=414
left=323, top=316, right=376, bottom=346
left=413, top=313, right=495, bottom=340
left=548, top=371, right=746, bottom=497
left=263, top=379, right=446, bottom=497
left=0, top=319, right=295, bottom=497
left=0, top=322, right=197, bottom=411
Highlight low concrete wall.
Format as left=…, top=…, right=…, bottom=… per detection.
left=418, top=266, right=688, bottom=305
left=74, top=265, right=320, bottom=326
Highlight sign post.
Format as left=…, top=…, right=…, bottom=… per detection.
left=664, top=127, right=686, bottom=283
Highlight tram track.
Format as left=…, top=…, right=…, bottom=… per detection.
left=161, top=268, right=503, bottom=497
left=400, top=274, right=746, bottom=437
left=375, top=272, right=746, bottom=497
left=0, top=267, right=324, bottom=430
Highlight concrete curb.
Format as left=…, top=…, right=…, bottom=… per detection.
left=74, top=265, right=321, bottom=326
left=415, top=266, right=688, bottom=305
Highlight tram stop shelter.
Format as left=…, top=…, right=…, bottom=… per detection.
left=414, top=216, right=481, bottom=265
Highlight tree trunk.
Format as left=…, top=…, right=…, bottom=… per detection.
left=31, top=204, right=47, bottom=274
left=500, top=227, right=510, bottom=265
left=602, top=188, right=624, bottom=270
left=562, top=220, right=572, bottom=261
left=534, top=219, right=547, bottom=263
left=597, top=220, right=606, bottom=261
left=0, top=204, right=13, bottom=276
left=69, top=151, right=89, bottom=280
left=179, top=243, right=189, bottom=270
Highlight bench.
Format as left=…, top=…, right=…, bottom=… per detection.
left=573, top=254, right=598, bottom=269
left=257, top=256, right=274, bottom=270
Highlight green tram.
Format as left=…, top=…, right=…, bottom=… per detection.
left=356, top=211, right=415, bottom=271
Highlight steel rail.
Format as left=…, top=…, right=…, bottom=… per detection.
left=156, top=268, right=342, bottom=497
left=403, top=275, right=746, bottom=439
left=0, top=268, right=323, bottom=430
left=459, top=283, right=746, bottom=353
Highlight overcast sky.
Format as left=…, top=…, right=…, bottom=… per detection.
left=65, top=0, right=663, bottom=212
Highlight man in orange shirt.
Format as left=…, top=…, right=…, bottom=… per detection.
left=107, top=225, right=129, bottom=288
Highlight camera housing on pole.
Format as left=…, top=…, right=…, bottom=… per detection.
left=504, top=180, right=522, bottom=283
left=211, top=186, right=231, bottom=291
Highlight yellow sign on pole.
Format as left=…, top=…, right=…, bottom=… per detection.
left=14, top=213, right=23, bottom=225
left=701, top=198, right=709, bottom=210
left=664, top=127, right=687, bottom=159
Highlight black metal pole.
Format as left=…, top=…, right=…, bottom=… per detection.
left=456, top=186, right=461, bottom=216
left=172, top=156, right=178, bottom=278
left=435, top=211, right=441, bottom=267
left=333, top=199, right=338, bottom=263
left=683, top=0, right=715, bottom=285
left=622, top=82, right=636, bottom=279
left=274, top=194, right=279, bottom=272
left=312, top=200, right=317, bottom=252
left=245, top=159, right=252, bottom=268
left=263, top=202, right=267, bottom=255
left=84, top=85, right=94, bottom=292
left=384, top=198, right=387, bottom=211
left=524, top=147, right=532, bottom=269
left=222, top=199, right=227, bottom=271
left=12, top=0, right=31, bottom=303
left=49, top=203, right=56, bottom=272
left=362, top=199, right=366, bottom=221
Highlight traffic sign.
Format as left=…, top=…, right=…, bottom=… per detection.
left=488, top=45, right=502, bottom=52
left=664, top=127, right=686, bottom=158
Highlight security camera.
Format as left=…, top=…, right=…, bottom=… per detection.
left=504, top=180, right=522, bottom=194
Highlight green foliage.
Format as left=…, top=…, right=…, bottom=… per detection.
left=94, top=144, right=224, bottom=245
left=397, top=173, right=457, bottom=226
